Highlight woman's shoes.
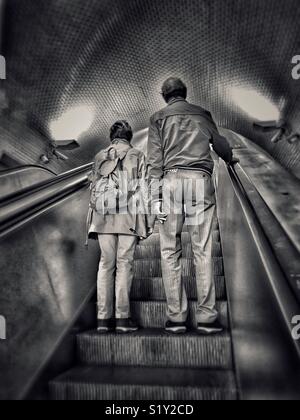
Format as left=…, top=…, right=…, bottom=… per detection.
left=97, top=318, right=139, bottom=334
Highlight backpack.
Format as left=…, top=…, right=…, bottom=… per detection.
left=90, top=146, right=130, bottom=215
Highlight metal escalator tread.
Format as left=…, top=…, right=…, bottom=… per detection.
left=76, top=330, right=233, bottom=369
left=50, top=366, right=237, bottom=401
left=130, top=300, right=229, bottom=328
left=131, top=275, right=226, bottom=300
left=135, top=242, right=222, bottom=258
left=133, top=257, right=224, bottom=278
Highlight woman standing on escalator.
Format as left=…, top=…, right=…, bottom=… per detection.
left=87, top=121, right=152, bottom=334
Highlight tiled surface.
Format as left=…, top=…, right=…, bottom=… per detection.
left=3, top=0, right=300, bottom=177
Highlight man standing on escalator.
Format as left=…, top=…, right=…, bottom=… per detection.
left=147, top=78, right=234, bottom=335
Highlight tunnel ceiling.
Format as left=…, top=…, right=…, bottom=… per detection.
left=4, top=0, right=300, bottom=174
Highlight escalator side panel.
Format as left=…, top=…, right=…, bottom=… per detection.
left=0, top=187, right=99, bottom=400
left=217, top=161, right=300, bottom=400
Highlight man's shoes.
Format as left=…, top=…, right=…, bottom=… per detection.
left=116, top=319, right=139, bottom=334
left=197, top=320, right=224, bottom=335
left=97, top=319, right=115, bottom=334
left=165, top=321, right=187, bottom=334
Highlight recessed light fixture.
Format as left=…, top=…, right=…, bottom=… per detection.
left=49, top=105, right=95, bottom=141
left=230, top=87, right=282, bottom=122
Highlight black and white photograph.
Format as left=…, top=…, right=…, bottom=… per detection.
left=0, top=0, right=300, bottom=404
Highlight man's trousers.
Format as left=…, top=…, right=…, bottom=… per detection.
left=159, top=170, right=219, bottom=324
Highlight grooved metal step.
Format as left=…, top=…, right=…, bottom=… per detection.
left=131, top=301, right=228, bottom=329
left=134, top=257, right=224, bottom=278
left=135, top=242, right=222, bottom=259
left=131, top=275, right=226, bottom=300
left=77, top=330, right=233, bottom=369
left=50, top=366, right=237, bottom=401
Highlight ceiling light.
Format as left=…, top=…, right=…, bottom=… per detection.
left=230, top=87, right=282, bottom=122
left=49, top=106, right=94, bottom=141
left=51, top=139, right=80, bottom=150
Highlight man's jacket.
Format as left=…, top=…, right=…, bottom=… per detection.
left=147, top=98, right=233, bottom=180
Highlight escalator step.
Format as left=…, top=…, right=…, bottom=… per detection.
left=50, top=366, right=237, bottom=401
left=134, top=257, right=224, bottom=278
left=131, top=301, right=228, bottom=329
left=135, top=242, right=222, bottom=259
left=77, top=330, right=233, bottom=369
left=131, top=275, right=226, bottom=301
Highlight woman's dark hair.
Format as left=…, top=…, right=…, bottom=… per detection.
left=161, top=77, right=187, bottom=103
left=110, top=120, right=133, bottom=142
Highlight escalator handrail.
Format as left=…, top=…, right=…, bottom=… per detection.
left=0, top=163, right=93, bottom=238
left=227, top=162, right=300, bottom=359
left=0, top=165, right=57, bottom=178
left=0, top=163, right=93, bottom=205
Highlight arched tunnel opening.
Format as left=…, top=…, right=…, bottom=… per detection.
left=0, top=0, right=300, bottom=402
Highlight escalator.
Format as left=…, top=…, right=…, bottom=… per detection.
left=1, top=131, right=300, bottom=400
left=50, top=221, right=237, bottom=400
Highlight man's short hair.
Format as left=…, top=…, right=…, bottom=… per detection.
left=110, top=120, right=133, bottom=142
left=161, top=77, right=187, bottom=103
